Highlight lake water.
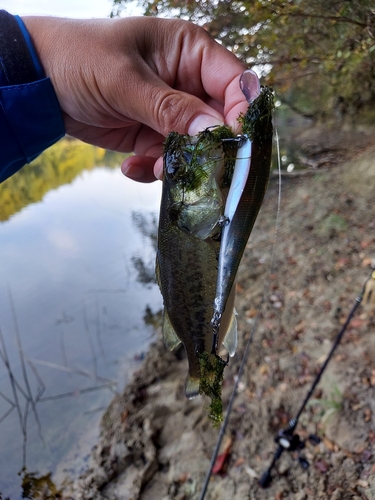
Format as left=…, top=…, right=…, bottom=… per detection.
left=0, top=143, right=162, bottom=498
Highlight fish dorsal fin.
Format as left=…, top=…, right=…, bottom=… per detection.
left=162, top=311, right=182, bottom=351
left=222, top=309, right=238, bottom=357
left=185, top=374, right=200, bottom=399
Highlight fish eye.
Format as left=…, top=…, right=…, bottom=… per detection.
left=165, top=150, right=181, bottom=181
left=165, top=149, right=191, bottom=182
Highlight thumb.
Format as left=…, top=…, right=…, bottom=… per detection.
left=149, top=87, right=225, bottom=136
left=123, top=74, right=225, bottom=137
left=187, top=109, right=225, bottom=136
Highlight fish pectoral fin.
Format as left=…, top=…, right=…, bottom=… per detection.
left=185, top=374, right=200, bottom=399
left=222, top=310, right=238, bottom=357
left=162, top=311, right=182, bottom=351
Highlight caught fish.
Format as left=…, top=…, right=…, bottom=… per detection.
left=156, top=126, right=238, bottom=398
left=156, top=72, right=274, bottom=423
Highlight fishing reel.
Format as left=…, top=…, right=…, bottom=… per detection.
left=274, top=428, right=321, bottom=467
left=258, top=421, right=321, bottom=489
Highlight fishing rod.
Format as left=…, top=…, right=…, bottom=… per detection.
left=258, top=266, right=375, bottom=488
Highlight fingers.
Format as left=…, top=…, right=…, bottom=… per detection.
left=25, top=16, right=257, bottom=185
left=122, top=154, right=164, bottom=184
left=189, top=28, right=251, bottom=131
left=120, top=20, right=259, bottom=184
left=121, top=156, right=158, bottom=183
left=153, top=157, right=163, bottom=181
left=120, top=69, right=225, bottom=138
left=109, top=18, right=250, bottom=138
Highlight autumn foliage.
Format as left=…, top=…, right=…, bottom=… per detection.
left=112, top=0, right=375, bottom=119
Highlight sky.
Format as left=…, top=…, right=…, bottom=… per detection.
left=2, top=0, right=141, bottom=18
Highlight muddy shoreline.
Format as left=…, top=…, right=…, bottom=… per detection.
left=69, top=126, right=375, bottom=500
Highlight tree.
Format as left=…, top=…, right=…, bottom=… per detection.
left=112, top=0, right=375, bottom=119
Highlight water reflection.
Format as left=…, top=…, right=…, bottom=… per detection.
left=20, top=469, right=61, bottom=500
left=131, top=212, right=158, bottom=286
left=0, top=141, right=162, bottom=498
left=0, top=139, right=124, bottom=222
left=143, top=305, right=163, bottom=330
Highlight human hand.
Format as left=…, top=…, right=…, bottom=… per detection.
left=23, top=16, right=259, bottom=182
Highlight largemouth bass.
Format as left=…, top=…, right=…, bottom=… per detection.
left=156, top=126, right=238, bottom=399
left=156, top=76, right=274, bottom=422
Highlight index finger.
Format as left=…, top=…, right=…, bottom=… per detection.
left=199, top=41, right=259, bottom=132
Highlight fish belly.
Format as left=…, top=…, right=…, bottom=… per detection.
left=157, top=222, right=218, bottom=378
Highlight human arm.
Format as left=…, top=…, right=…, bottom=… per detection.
left=2, top=14, right=258, bottom=183
left=0, top=10, right=65, bottom=183
left=23, top=15, right=259, bottom=182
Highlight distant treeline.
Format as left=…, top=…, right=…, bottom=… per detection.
left=0, top=139, right=124, bottom=222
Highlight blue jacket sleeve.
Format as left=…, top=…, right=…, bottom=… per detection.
left=0, top=12, right=65, bottom=183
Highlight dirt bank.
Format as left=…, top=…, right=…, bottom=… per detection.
left=69, top=127, right=375, bottom=500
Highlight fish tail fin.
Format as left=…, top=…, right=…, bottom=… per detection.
left=185, top=375, right=200, bottom=399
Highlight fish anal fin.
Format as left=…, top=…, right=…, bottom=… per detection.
left=162, top=311, right=182, bottom=351
left=222, top=310, right=238, bottom=357
left=185, top=374, right=200, bottom=399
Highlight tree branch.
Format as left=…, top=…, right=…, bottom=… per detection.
left=275, top=11, right=367, bottom=28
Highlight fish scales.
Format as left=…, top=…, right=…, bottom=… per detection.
left=157, top=218, right=219, bottom=381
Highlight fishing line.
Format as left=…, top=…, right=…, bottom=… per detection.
left=199, top=129, right=282, bottom=500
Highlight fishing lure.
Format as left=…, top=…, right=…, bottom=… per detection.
left=211, top=74, right=274, bottom=353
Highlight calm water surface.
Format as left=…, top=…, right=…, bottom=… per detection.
left=0, top=143, right=162, bottom=498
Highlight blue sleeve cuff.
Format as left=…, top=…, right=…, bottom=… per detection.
left=0, top=10, right=66, bottom=183
left=14, top=15, right=45, bottom=80
left=0, top=78, right=65, bottom=183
